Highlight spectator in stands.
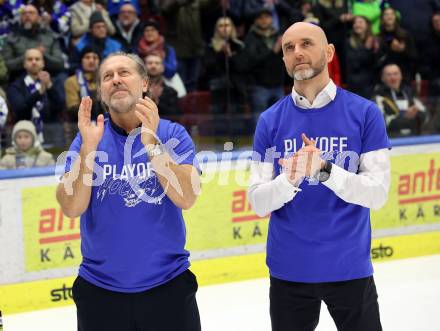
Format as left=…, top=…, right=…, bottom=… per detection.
left=426, top=14, right=440, bottom=91
left=0, top=0, right=24, bottom=49
left=159, top=0, right=216, bottom=92
left=113, top=3, right=144, bottom=53
left=32, top=0, right=72, bottom=59
left=138, top=0, right=159, bottom=21
left=238, top=0, right=303, bottom=33
left=32, top=0, right=71, bottom=35
left=346, top=16, right=380, bottom=98
left=1, top=4, right=65, bottom=79
left=69, top=0, right=115, bottom=42
left=107, top=0, right=140, bottom=19
left=378, top=7, right=417, bottom=82
left=313, top=0, right=353, bottom=81
left=419, top=11, right=440, bottom=84
left=301, top=0, right=319, bottom=25
left=134, top=18, right=186, bottom=99
left=7, top=48, right=63, bottom=142
left=351, top=0, right=382, bottom=35
left=244, top=6, right=285, bottom=114
left=73, top=11, right=122, bottom=66
left=373, top=63, right=427, bottom=137
left=240, top=1, right=275, bottom=29
left=64, top=46, right=102, bottom=144
left=205, top=16, right=246, bottom=114
left=385, top=0, right=437, bottom=54
left=0, top=120, right=54, bottom=169
left=137, top=19, right=177, bottom=80
left=144, top=54, right=180, bottom=119
left=423, top=12, right=440, bottom=133
left=197, top=1, right=233, bottom=42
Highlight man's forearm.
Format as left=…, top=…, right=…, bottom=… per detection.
left=151, top=154, right=200, bottom=210
left=323, top=150, right=390, bottom=210
left=323, top=165, right=390, bottom=210
left=248, top=162, right=300, bottom=217
left=56, top=145, right=96, bottom=217
left=248, top=173, right=301, bottom=217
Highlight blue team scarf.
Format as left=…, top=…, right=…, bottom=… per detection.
left=24, top=75, right=45, bottom=142
left=50, top=0, right=71, bottom=33
left=0, top=94, right=8, bottom=129
left=76, top=69, right=91, bottom=98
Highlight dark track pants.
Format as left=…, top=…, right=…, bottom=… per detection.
left=73, top=270, right=201, bottom=331
left=270, top=276, right=382, bottom=331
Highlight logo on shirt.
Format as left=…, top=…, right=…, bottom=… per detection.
left=283, top=136, right=349, bottom=155
left=97, top=171, right=164, bottom=207
left=281, top=136, right=360, bottom=175
left=94, top=127, right=195, bottom=207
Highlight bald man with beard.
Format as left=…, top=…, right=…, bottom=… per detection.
left=2, top=4, right=64, bottom=78
left=248, top=22, right=390, bottom=331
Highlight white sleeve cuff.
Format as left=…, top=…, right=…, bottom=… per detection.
left=274, top=172, right=302, bottom=199
left=322, top=163, right=348, bottom=193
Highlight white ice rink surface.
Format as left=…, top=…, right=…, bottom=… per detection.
left=4, top=254, right=440, bottom=331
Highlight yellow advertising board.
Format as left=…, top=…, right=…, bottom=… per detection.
left=184, top=168, right=269, bottom=250
left=372, top=153, right=440, bottom=229
left=22, top=188, right=81, bottom=271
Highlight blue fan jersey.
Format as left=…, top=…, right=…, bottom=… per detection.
left=253, top=88, right=391, bottom=282
left=65, top=117, right=198, bottom=292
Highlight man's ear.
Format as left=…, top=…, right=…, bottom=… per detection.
left=326, top=44, right=335, bottom=63
left=142, top=79, right=149, bottom=93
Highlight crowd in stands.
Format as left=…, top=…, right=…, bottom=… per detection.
left=0, top=0, right=439, bottom=169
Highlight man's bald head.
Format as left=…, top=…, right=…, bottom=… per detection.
left=281, top=22, right=334, bottom=82
left=282, top=22, right=328, bottom=47
left=24, top=48, right=43, bottom=59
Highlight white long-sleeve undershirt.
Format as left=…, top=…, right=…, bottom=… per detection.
left=247, top=148, right=391, bottom=217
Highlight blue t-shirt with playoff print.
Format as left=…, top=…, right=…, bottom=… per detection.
left=253, top=87, right=391, bottom=283
left=64, top=117, right=198, bottom=292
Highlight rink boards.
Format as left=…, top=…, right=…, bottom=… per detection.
left=1, top=139, right=440, bottom=314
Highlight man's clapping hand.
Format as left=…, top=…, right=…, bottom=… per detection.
left=278, top=133, right=324, bottom=185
